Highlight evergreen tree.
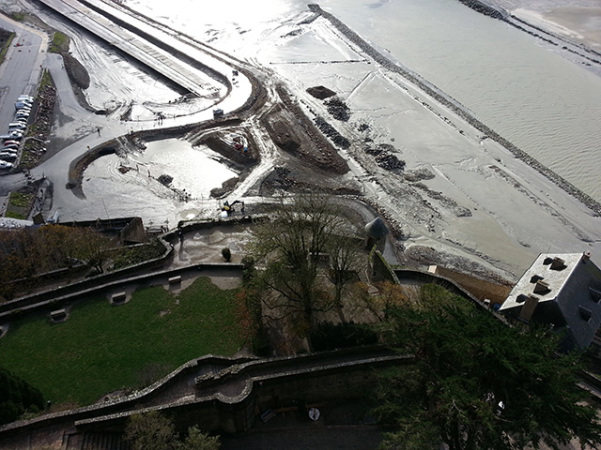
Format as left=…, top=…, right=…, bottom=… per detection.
left=375, top=284, right=601, bottom=450
left=0, top=367, right=45, bottom=425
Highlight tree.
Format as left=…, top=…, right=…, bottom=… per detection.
left=249, top=194, right=361, bottom=346
left=324, top=232, right=362, bottom=316
left=0, top=367, right=45, bottom=425
left=374, top=284, right=601, bottom=450
left=125, top=411, right=177, bottom=450
left=180, top=426, right=220, bottom=450
left=124, top=411, right=220, bottom=450
left=0, top=225, right=115, bottom=299
left=64, top=226, right=114, bottom=273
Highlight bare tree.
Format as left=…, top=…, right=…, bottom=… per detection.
left=250, top=194, right=362, bottom=347
left=325, top=233, right=363, bottom=318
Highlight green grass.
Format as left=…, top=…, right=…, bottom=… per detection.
left=10, top=12, right=25, bottom=22
left=48, top=31, right=69, bottom=54
left=0, top=277, right=243, bottom=406
left=9, top=192, right=33, bottom=208
left=5, top=210, right=25, bottom=220
left=0, top=32, right=15, bottom=63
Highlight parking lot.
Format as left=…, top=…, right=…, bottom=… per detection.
left=0, top=94, right=33, bottom=171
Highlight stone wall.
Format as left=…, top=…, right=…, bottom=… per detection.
left=432, top=266, right=511, bottom=305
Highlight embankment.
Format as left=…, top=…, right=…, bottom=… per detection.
left=307, top=4, right=601, bottom=216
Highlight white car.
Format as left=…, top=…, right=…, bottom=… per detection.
left=0, top=133, right=22, bottom=140
left=0, top=160, right=13, bottom=169
left=0, top=152, right=17, bottom=161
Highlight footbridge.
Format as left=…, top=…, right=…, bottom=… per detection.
left=36, top=0, right=237, bottom=99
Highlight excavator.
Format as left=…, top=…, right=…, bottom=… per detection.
left=221, top=200, right=245, bottom=216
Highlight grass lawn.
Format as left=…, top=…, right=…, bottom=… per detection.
left=0, top=277, right=243, bottom=406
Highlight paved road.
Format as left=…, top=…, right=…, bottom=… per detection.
left=0, top=0, right=255, bottom=224
left=0, top=14, right=47, bottom=127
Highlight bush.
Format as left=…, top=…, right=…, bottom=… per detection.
left=221, top=247, right=231, bottom=262
left=311, top=321, right=378, bottom=351
left=241, top=256, right=255, bottom=282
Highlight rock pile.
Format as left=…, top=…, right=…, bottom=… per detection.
left=325, top=98, right=350, bottom=121
left=364, top=144, right=405, bottom=172
left=313, top=117, right=350, bottom=149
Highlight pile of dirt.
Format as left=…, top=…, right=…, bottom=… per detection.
left=404, top=168, right=435, bottom=182
left=210, top=176, right=240, bottom=198
left=200, top=132, right=259, bottom=166
left=265, top=116, right=301, bottom=153
left=63, top=53, right=90, bottom=90
left=306, top=85, right=336, bottom=99
left=274, top=85, right=349, bottom=174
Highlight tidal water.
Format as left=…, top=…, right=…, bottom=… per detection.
left=125, top=0, right=601, bottom=202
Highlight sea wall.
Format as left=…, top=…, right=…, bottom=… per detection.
left=307, top=4, right=601, bottom=216
left=456, top=0, right=508, bottom=20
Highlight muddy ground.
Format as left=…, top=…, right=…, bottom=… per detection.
left=9, top=0, right=601, bottom=287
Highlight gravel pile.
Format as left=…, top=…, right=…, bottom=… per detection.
left=313, top=117, right=350, bottom=149
left=325, top=98, right=350, bottom=121
left=364, top=144, right=405, bottom=172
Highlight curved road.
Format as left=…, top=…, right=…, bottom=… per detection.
left=0, top=0, right=255, bottom=222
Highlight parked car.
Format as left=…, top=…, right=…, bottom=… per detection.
left=8, top=123, right=26, bottom=130
left=0, top=160, right=13, bottom=169
left=15, top=113, right=29, bottom=120
left=2, top=147, right=18, bottom=153
left=17, top=95, right=34, bottom=103
left=3, top=140, right=20, bottom=146
left=0, top=132, right=22, bottom=140
left=14, top=102, right=31, bottom=110
left=0, top=152, right=17, bottom=160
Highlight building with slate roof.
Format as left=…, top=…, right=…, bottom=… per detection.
left=499, top=252, right=601, bottom=352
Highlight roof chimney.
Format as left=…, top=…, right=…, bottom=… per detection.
left=518, top=295, right=539, bottom=322
left=582, top=252, right=591, bottom=263
left=533, top=280, right=550, bottom=295
left=550, top=257, right=566, bottom=271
